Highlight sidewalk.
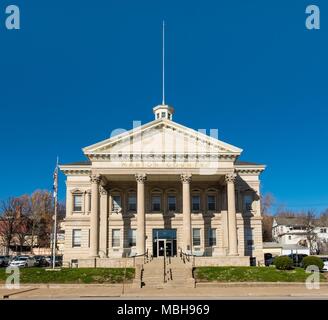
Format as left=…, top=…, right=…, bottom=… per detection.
left=1, top=282, right=328, bottom=299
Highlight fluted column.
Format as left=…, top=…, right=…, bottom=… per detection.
left=181, top=174, right=192, bottom=252
left=226, top=173, right=238, bottom=256
left=90, top=174, right=101, bottom=257
left=99, top=185, right=108, bottom=257
left=136, top=174, right=147, bottom=255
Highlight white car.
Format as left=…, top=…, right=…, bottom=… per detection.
left=9, top=256, right=36, bottom=268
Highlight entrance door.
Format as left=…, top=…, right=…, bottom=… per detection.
left=157, top=240, right=166, bottom=257
left=153, top=229, right=177, bottom=257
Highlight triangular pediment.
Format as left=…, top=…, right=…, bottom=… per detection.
left=83, top=119, right=242, bottom=157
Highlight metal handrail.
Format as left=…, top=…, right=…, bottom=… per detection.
left=180, top=249, right=196, bottom=267
left=132, top=249, right=149, bottom=267
left=163, top=254, right=166, bottom=283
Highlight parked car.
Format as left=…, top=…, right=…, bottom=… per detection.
left=0, top=256, right=10, bottom=267
left=9, top=256, right=36, bottom=268
left=45, top=255, right=63, bottom=267
left=288, top=254, right=308, bottom=267
left=34, top=255, right=50, bottom=267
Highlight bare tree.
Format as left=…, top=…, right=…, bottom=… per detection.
left=261, top=193, right=275, bottom=242
left=301, top=210, right=318, bottom=254
left=0, top=197, right=24, bottom=254
left=28, top=190, right=53, bottom=252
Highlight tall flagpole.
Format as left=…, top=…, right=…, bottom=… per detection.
left=162, top=20, right=165, bottom=105
left=52, top=156, right=59, bottom=269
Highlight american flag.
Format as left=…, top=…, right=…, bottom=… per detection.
left=53, top=158, right=58, bottom=199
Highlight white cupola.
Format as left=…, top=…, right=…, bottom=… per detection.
left=153, top=104, right=174, bottom=120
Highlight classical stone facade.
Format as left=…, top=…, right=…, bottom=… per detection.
left=60, top=105, right=266, bottom=266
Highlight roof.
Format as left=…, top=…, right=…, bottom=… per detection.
left=235, top=160, right=264, bottom=166
left=60, top=160, right=91, bottom=166
left=263, top=242, right=283, bottom=249
left=83, top=118, right=243, bottom=155
left=274, top=216, right=306, bottom=226
left=282, top=244, right=310, bottom=251
left=274, top=216, right=324, bottom=227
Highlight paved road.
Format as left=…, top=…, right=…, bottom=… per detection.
left=1, top=284, right=328, bottom=299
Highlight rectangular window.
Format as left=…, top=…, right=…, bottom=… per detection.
left=128, top=229, right=136, bottom=247
left=88, top=193, right=91, bottom=211
left=112, top=195, right=122, bottom=212
left=152, top=195, right=161, bottom=212
left=193, top=228, right=201, bottom=246
left=73, top=195, right=82, bottom=212
left=128, top=193, right=136, bottom=211
left=72, top=229, right=82, bottom=247
left=208, top=228, right=217, bottom=246
left=168, top=195, right=176, bottom=211
left=245, top=228, right=254, bottom=248
left=192, top=195, right=201, bottom=212
left=112, top=229, right=121, bottom=247
left=207, top=195, right=216, bottom=211
left=244, top=195, right=253, bottom=211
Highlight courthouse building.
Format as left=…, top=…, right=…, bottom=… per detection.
left=60, top=104, right=266, bottom=266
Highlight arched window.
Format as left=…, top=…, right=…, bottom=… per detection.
left=111, top=189, right=123, bottom=213
left=191, top=189, right=201, bottom=213
left=243, top=191, right=253, bottom=211
left=151, top=188, right=162, bottom=212
left=206, top=188, right=218, bottom=212
left=127, top=189, right=137, bottom=212
left=166, top=188, right=178, bottom=212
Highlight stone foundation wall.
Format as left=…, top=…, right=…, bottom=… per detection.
left=194, top=256, right=250, bottom=267
left=72, top=258, right=135, bottom=268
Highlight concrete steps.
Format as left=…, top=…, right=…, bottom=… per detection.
left=141, top=256, right=195, bottom=289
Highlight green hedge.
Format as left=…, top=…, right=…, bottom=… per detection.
left=273, top=256, right=293, bottom=270
left=302, top=256, right=324, bottom=270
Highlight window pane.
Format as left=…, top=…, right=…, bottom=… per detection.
left=113, top=195, right=121, bottom=211
left=152, top=195, right=161, bottom=211
left=168, top=196, right=176, bottom=211
left=128, top=229, right=136, bottom=247
left=73, top=195, right=82, bottom=212
left=112, top=229, right=120, bottom=247
left=244, top=195, right=253, bottom=211
left=193, top=228, right=201, bottom=246
left=128, top=194, right=136, bottom=211
left=209, top=228, right=216, bottom=246
left=88, top=194, right=91, bottom=211
left=207, top=195, right=216, bottom=211
left=192, top=196, right=200, bottom=211
left=72, top=229, right=81, bottom=247
left=245, top=228, right=254, bottom=248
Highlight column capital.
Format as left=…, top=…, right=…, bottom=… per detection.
left=90, top=174, right=101, bottom=184
left=180, top=173, right=192, bottom=184
left=135, top=173, right=147, bottom=183
left=99, top=185, right=108, bottom=196
left=225, top=173, right=237, bottom=184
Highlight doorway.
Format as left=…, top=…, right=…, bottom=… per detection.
left=153, top=229, right=177, bottom=257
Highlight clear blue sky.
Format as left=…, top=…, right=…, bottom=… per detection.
left=1, top=0, right=327, bottom=213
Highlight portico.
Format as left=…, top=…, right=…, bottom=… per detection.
left=60, top=104, right=265, bottom=266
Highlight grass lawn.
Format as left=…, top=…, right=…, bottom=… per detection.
left=194, top=266, right=326, bottom=282
left=0, top=268, right=135, bottom=284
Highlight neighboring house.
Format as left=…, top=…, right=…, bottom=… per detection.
left=272, top=216, right=328, bottom=254
left=59, top=102, right=266, bottom=267
left=262, top=242, right=282, bottom=257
